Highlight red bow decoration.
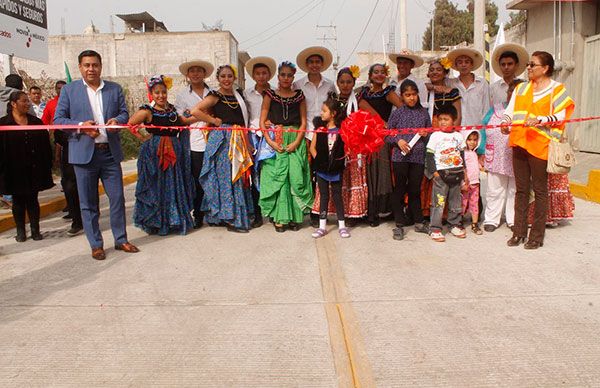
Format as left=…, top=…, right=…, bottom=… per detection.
left=340, top=110, right=386, bottom=159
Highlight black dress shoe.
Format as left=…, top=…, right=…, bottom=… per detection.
left=369, top=219, right=380, bottom=227
left=251, top=217, right=263, bottom=229
left=226, top=224, right=249, bottom=233
left=193, top=219, right=203, bottom=229
left=288, top=222, right=300, bottom=231
left=274, top=224, right=286, bottom=233
left=507, top=235, right=526, bottom=247
left=483, top=224, right=496, bottom=233
left=15, top=233, right=26, bottom=243
left=524, top=240, right=543, bottom=250
left=62, top=213, right=73, bottom=220
left=67, top=226, right=83, bottom=237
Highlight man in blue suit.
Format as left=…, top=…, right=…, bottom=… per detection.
left=54, top=50, right=139, bottom=260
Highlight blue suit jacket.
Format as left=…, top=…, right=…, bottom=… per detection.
left=54, top=79, right=129, bottom=164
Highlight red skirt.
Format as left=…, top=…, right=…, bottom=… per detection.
left=527, top=173, right=574, bottom=223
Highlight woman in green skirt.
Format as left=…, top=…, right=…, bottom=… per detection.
left=258, top=61, right=313, bottom=232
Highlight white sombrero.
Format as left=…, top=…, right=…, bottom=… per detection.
left=447, top=47, right=484, bottom=71
left=491, top=42, right=529, bottom=77
left=244, top=56, right=277, bottom=80
left=296, top=46, right=333, bottom=73
left=388, top=49, right=424, bottom=68
left=178, top=59, right=215, bottom=78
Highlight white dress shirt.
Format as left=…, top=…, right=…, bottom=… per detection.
left=175, top=85, right=210, bottom=152
left=293, top=75, right=336, bottom=139
left=449, top=75, right=491, bottom=126
left=83, top=80, right=108, bottom=143
left=391, top=73, right=429, bottom=108
left=243, top=85, right=270, bottom=135
left=32, top=102, right=46, bottom=119
left=490, top=78, right=510, bottom=107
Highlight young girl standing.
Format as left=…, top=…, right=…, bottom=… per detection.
left=385, top=80, right=431, bottom=240
left=309, top=98, right=349, bottom=238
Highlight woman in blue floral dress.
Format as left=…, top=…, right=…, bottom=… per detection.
left=190, top=65, right=254, bottom=233
left=128, top=75, right=198, bottom=235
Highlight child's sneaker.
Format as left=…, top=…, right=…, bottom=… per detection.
left=430, top=229, right=445, bottom=242
left=414, top=223, right=429, bottom=234
left=312, top=228, right=327, bottom=238
left=450, top=225, right=467, bottom=238
left=338, top=228, right=351, bottom=238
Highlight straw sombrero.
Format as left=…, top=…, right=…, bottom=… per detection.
left=388, top=49, right=424, bottom=68
left=296, top=46, right=333, bottom=73
left=491, top=43, right=529, bottom=77
left=244, top=56, right=277, bottom=80
left=447, top=48, right=484, bottom=71
left=178, top=60, right=215, bottom=78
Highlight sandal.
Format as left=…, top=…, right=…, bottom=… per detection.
left=471, top=223, right=482, bottom=235
left=312, top=228, right=327, bottom=238
left=338, top=228, right=351, bottom=238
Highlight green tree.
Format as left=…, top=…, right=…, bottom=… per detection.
left=422, top=0, right=499, bottom=50
left=505, top=10, right=527, bottom=30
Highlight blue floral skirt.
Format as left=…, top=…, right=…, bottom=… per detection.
left=134, top=134, right=195, bottom=235
left=200, top=127, right=254, bottom=230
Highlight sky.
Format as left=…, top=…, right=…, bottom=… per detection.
left=48, top=0, right=513, bottom=66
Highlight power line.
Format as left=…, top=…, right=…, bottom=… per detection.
left=332, top=0, right=348, bottom=23
left=240, top=0, right=318, bottom=44
left=243, top=1, right=325, bottom=50
left=414, top=0, right=431, bottom=13
left=367, top=0, right=393, bottom=48
left=340, top=0, right=381, bottom=67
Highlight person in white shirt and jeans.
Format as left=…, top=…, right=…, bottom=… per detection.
left=243, top=56, right=277, bottom=228
left=174, top=60, right=214, bottom=229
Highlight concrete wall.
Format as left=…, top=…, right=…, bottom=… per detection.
left=12, top=30, right=241, bottom=86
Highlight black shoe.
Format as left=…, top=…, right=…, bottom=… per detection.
left=15, top=231, right=26, bottom=242
left=67, top=226, right=83, bottom=237
left=226, top=224, right=249, bottom=233
left=274, top=224, right=286, bottom=233
left=414, top=223, right=429, bottom=234
left=193, top=218, right=203, bottom=229
left=62, top=213, right=73, bottom=220
left=251, top=217, right=263, bottom=229
left=346, top=218, right=357, bottom=227
left=483, top=224, right=496, bottom=233
left=392, top=227, right=405, bottom=241
left=288, top=222, right=300, bottom=231
left=369, top=219, right=380, bottom=227
left=31, top=232, right=43, bottom=241
left=310, top=218, right=319, bottom=228
left=62, top=206, right=68, bottom=212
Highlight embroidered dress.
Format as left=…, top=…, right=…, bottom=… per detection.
left=311, top=93, right=368, bottom=218
left=133, top=104, right=195, bottom=235
left=527, top=173, right=575, bottom=223
left=259, top=89, right=313, bottom=224
left=358, top=85, right=396, bottom=220
left=199, top=91, right=254, bottom=229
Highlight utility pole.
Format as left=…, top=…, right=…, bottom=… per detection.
left=430, top=10, right=435, bottom=51
left=399, top=0, right=407, bottom=49
left=316, top=24, right=340, bottom=76
left=474, top=0, right=485, bottom=75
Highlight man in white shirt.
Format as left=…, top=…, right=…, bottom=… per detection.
left=448, top=48, right=491, bottom=127
left=293, top=46, right=336, bottom=140
left=28, top=85, right=45, bottom=118
left=243, top=56, right=277, bottom=228
left=174, top=60, right=214, bottom=229
left=389, top=50, right=428, bottom=108
left=490, top=43, right=528, bottom=106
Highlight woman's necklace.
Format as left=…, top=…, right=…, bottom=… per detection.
left=219, top=89, right=239, bottom=110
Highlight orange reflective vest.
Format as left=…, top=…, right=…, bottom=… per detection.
left=509, top=81, right=575, bottom=160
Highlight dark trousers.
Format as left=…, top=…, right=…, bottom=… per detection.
left=60, top=157, right=82, bottom=228
left=392, top=162, right=424, bottom=226
left=191, top=151, right=205, bottom=222
left=513, top=146, right=548, bottom=243
left=73, top=148, right=127, bottom=249
left=251, top=171, right=261, bottom=221
left=316, top=176, right=345, bottom=221
left=12, top=192, right=40, bottom=233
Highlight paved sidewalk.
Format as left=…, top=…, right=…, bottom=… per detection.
left=1, top=183, right=599, bottom=386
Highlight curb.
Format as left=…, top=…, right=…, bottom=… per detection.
left=570, top=170, right=600, bottom=204
left=0, top=172, right=138, bottom=234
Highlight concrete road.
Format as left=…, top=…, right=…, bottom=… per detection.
left=1, top=184, right=599, bottom=387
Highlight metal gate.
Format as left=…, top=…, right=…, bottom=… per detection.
left=580, top=34, right=600, bottom=153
